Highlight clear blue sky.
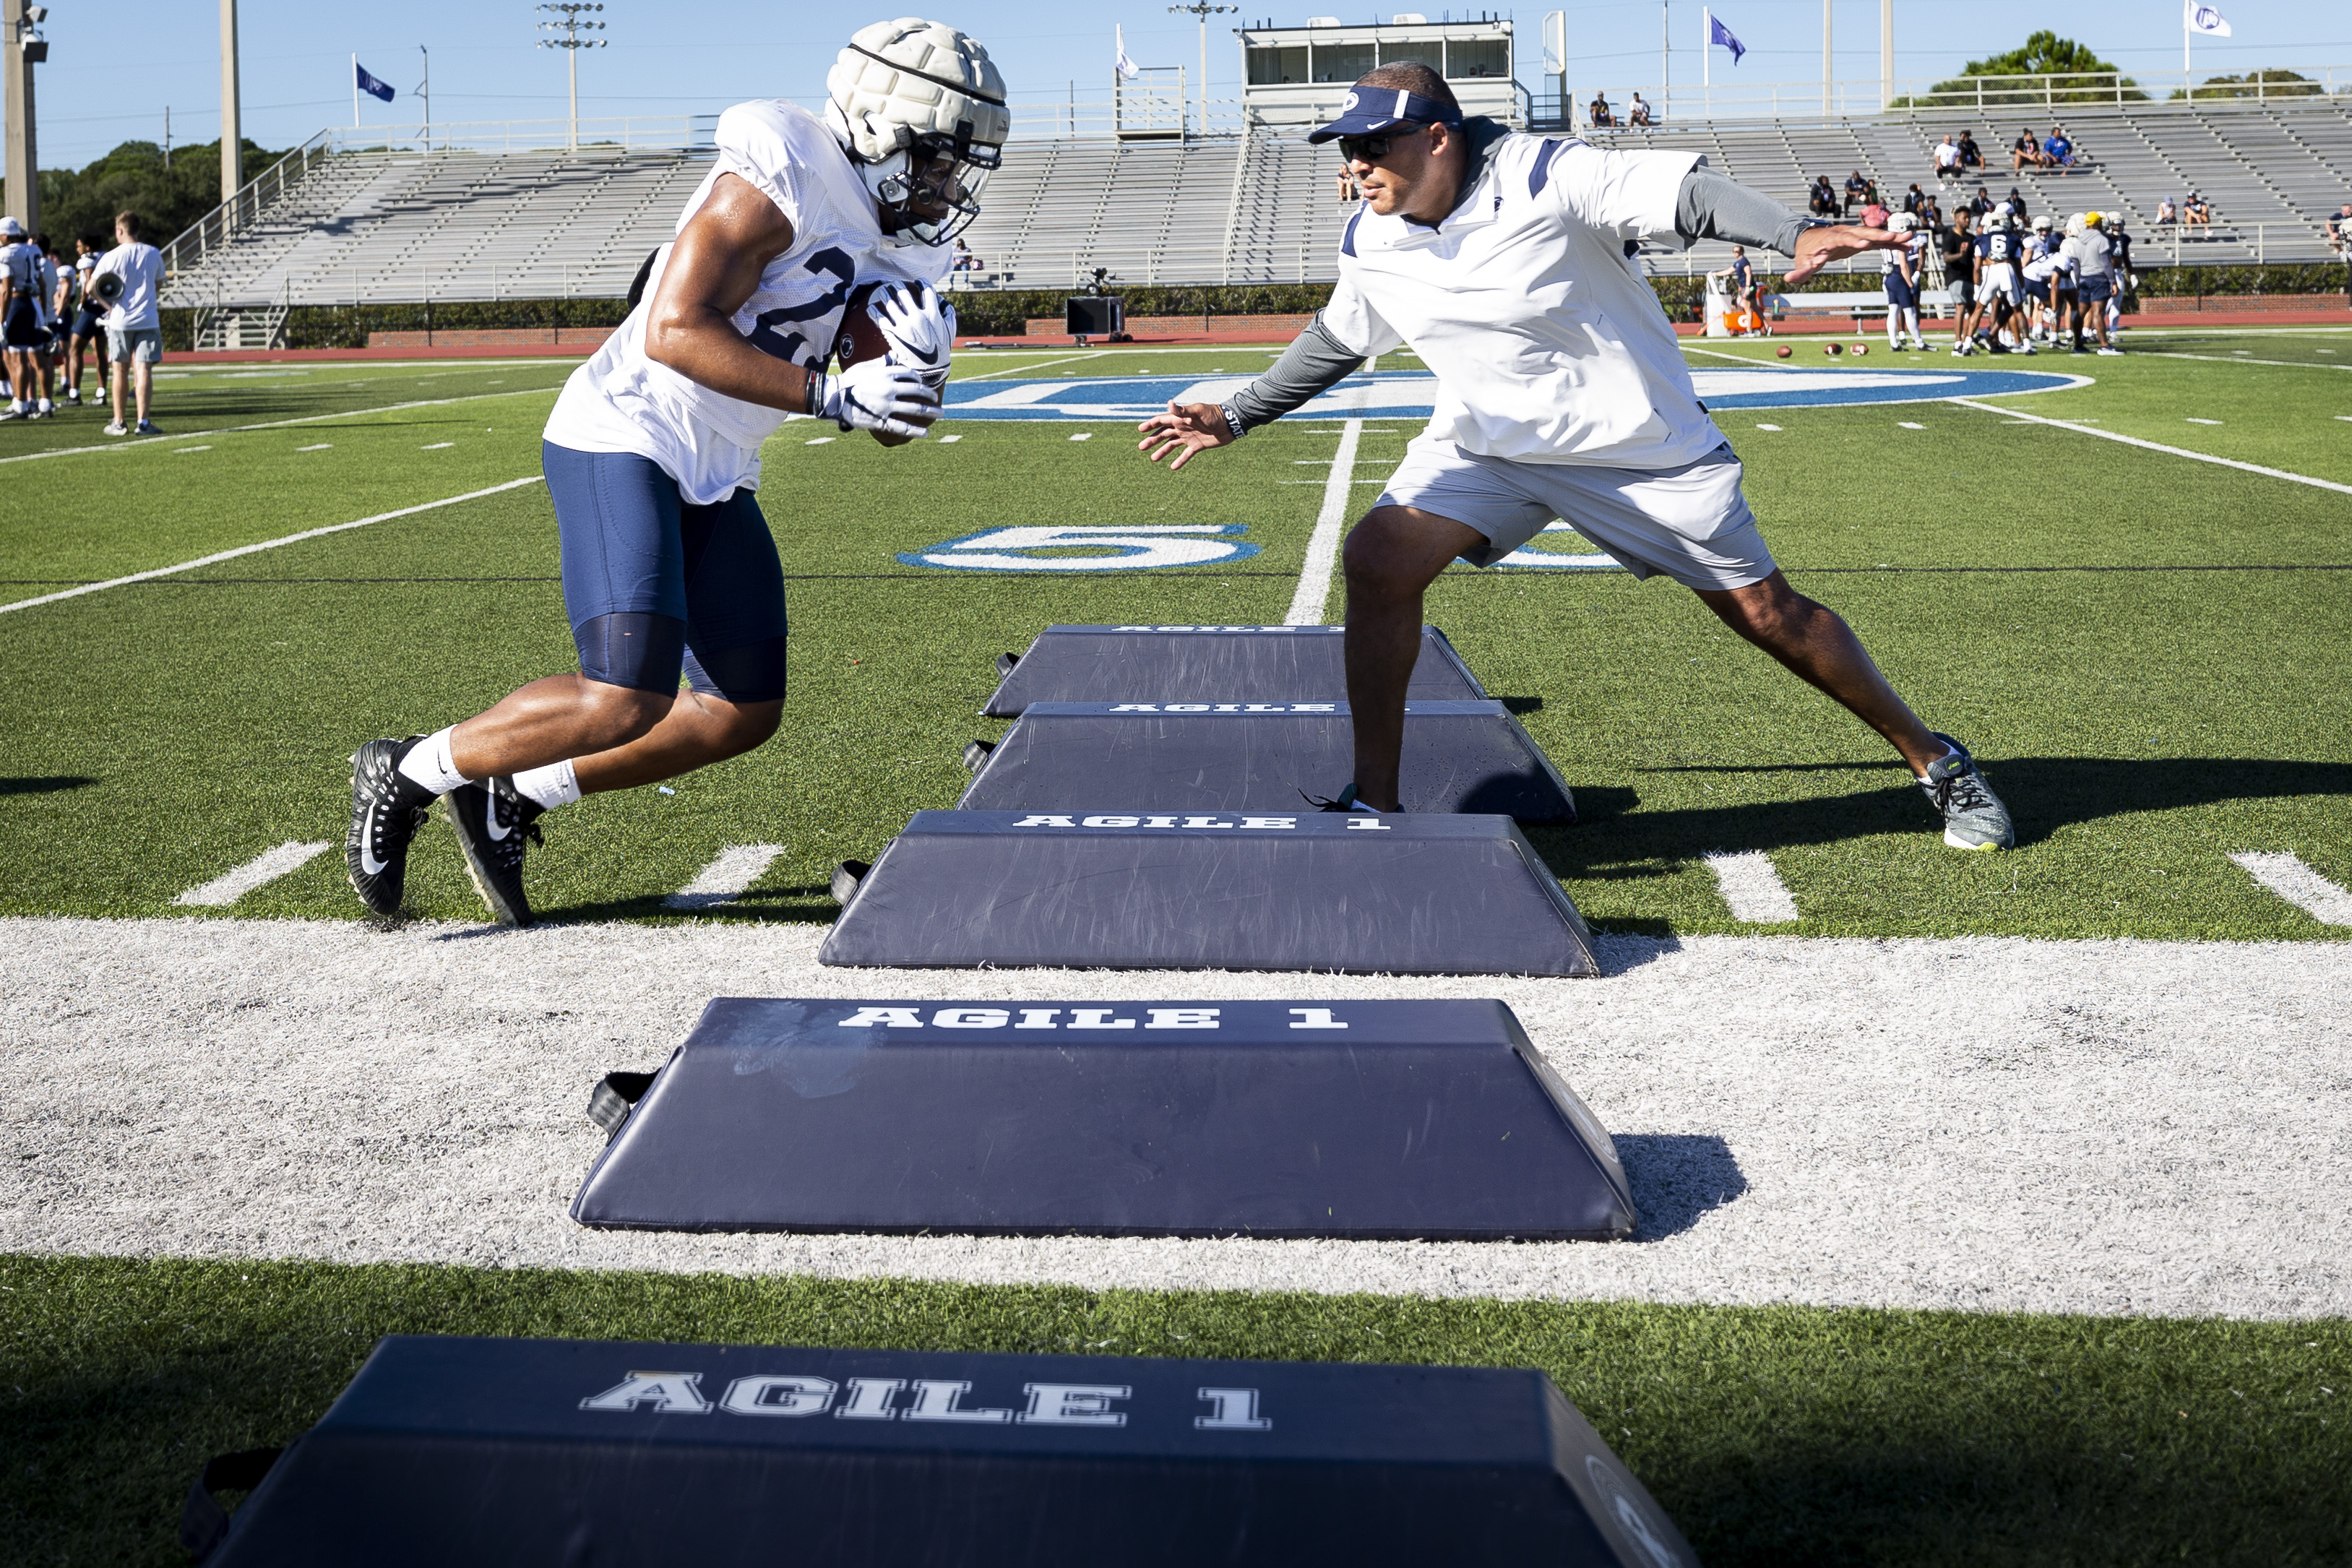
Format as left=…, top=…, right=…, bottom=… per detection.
left=22, top=0, right=2350, bottom=168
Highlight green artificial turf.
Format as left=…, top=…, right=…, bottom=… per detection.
left=1, top=338, right=2345, bottom=936
left=2, top=1254, right=2344, bottom=1567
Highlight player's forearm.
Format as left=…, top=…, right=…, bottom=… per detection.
left=1220, top=316, right=1364, bottom=436
left=1675, top=169, right=1817, bottom=258
left=645, top=315, right=820, bottom=414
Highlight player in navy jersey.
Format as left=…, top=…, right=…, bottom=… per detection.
left=345, top=19, right=1004, bottom=925
left=1961, top=212, right=2030, bottom=356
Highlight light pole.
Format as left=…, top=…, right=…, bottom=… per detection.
left=1167, top=1, right=1235, bottom=139
left=1, top=0, right=46, bottom=232
left=536, top=3, right=606, bottom=150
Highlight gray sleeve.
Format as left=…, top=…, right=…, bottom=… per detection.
left=1220, top=315, right=1365, bottom=437
left=1675, top=168, right=1820, bottom=259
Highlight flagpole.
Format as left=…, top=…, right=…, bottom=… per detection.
left=1702, top=7, right=1710, bottom=90
left=352, top=53, right=359, bottom=129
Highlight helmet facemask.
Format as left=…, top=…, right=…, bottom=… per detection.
left=853, top=128, right=999, bottom=247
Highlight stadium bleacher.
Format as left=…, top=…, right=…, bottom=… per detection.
left=157, top=95, right=2352, bottom=337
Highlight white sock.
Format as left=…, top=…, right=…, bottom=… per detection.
left=396, top=726, right=470, bottom=796
left=511, top=758, right=581, bottom=811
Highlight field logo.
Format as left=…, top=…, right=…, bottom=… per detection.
left=1494, top=522, right=1621, bottom=571
left=901, top=524, right=1259, bottom=572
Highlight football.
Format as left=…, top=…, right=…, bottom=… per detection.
left=835, top=282, right=919, bottom=447
left=1824, top=341, right=1844, bottom=356
left=1851, top=342, right=1869, bottom=356
left=835, top=283, right=891, bottom=371
left=1774, top=345, right=1792, bottom=358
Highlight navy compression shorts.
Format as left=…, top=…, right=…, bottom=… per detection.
left=540, top=441, right=790, bottom=704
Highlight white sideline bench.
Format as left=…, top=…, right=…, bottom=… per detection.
left=1766, top=288, right=1959, bottom=321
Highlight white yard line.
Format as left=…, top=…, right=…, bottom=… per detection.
left=0, top=384, right=566, bottom=467
left=171, top=843, right=331, bottom=908
left=1284, top=417, right=1366, bottom=626
left=1947, top=397, right=2352, bottom=496
left=2230, top=853, right=2352, bottom=926
left=1680, top=344, right=1769, bottom=363
left=1702, top=851, right=1799, bottom=924
left=0, top=475, right=544, bottom=616
left=952, top=351, right=1107, bottom=383
left=664, top=845, right=785, bottom=913
left=2135, top=350, right=2352, bottom=372
left=4, top=918, right=2348, bottom=1319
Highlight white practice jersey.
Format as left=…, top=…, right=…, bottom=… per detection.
left=1878, top=233, right=1924, bottom=275
left=1319, top=132, right=1719, bottom=469
left=544, top=100, right=951, bottom=504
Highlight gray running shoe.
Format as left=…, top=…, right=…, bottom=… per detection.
left=1918, top=732, right=2014, bottom=850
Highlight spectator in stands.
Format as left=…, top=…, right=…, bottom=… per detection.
left=1629, top=91, right=1653, bottom=126
left=1809, top=174, right=1839, bottom=217
left=2184, top=191, right=2212, bottom=227
left=1588, top=92, right=1615, bottom=128
left=1957, top=130, right=1983, bottom=170
left=2323, top=202, right=2348, bottom=251
left=94, top=210, right=165, bottom=436
left=64, top=235, right=103, bottom=406
left=2043, top=126, right=2075, bottom=171
left=2155, top=195, right=2177, bottom=225
left=1966, top=185, right=1994, bottom=218
left=2002, top=186, right=2028, bottom=221
left=1934, top=134, right=1962, bottom=181
left=1902, top=182, right=1928, bottom=215
left=1939, top=207, right=1977, bottom=352
left=0, top=217, right=46, bottom=420
left=1843, top=169, right=1870, bottom=214
left=951, top=237, right=981, bottom=272
left=1919, top=192, right=1944, bottom=232
left=2012, top=129, right=2046, bottom=171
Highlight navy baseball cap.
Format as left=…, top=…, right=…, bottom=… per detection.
left=1306, top=85, right=1463, bottom=145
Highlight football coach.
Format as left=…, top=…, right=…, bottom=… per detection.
left=1137, top=63, right=2013, bottom=850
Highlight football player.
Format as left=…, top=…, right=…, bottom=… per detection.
left=345, top=18, right=1001, bottom=925
left=1137, top=63, right=2014, bottom=851
left=1960, top=210, right=2029, bottom=356
left=1879, top=212, right=1926, bottom=351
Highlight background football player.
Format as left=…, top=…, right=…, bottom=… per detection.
left=346, top=18, right=1001, bottom=926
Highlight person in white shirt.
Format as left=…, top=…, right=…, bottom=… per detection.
left=1137, top=64, right=2015, bottom=851
left=92, top=210, right=167, bottom=435
left=0, top=216, right=46, bottom=419
left=344, top=17, right=1001, bottom=925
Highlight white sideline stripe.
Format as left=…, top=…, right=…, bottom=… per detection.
left=952, top=350, right=1105, bottom=383
left=0, top=384, right=564, bottom=467
left=1947, top=397, right=2352, bottom=496
left=2231, top=853, right=2352, bottom=926
left=1284, top=416, right=1364, bottom=626
left=1703, top=850, right=1799, bottom=924
left=0, top=475, right=544, bottom=616
left=171, top=842, right=330, bottom=907
left=664, top=845, right=784, bottom=912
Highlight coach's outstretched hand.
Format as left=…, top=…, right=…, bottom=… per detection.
left=1137, top=400, right=1236, bottom=471
left=1785, top=223, right=1905, bottom=285
left=818, top=358, right=939, bottom=439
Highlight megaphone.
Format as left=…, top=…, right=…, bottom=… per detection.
left=92, top=271, right=124, bottom=305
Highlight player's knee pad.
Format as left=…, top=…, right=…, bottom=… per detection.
left=574, top=611, right=687, bottom=694
left=682, top=634, right=788, bottom=705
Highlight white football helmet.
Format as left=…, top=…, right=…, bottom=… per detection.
left=826, top=18, right=1008, bottom=246
left=1886, top=212, right=1918, bottom=233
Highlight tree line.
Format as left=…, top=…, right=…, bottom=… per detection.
left=2, top=137, right=288, bottom=248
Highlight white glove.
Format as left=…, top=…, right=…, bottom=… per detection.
left=812, top=357, right=937, bottom=439
left=868, top=280, right=956, bottom=391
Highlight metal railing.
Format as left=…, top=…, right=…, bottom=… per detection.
left=322, top=115, right=718, bottom=155
left=158, top=129, right=337, bottom=284
left=1528, top=66, right=2351, bottom=128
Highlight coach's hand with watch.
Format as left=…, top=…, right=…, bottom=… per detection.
left=1136, top=400, right=1237, bottom=470
left=1785, top=223, right=1905, bottom=285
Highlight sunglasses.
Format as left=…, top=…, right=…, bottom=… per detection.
left=1338, top=126, right=1431, bottom=163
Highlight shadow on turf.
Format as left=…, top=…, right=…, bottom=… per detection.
left=1614, top=1133, right=1748, bottom=1241
left=1, top=775, right=96, bottom=796
left=1541, top=757, right=2352, bottom=855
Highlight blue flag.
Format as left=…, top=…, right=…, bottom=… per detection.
left=1707, top=14, right=1746, bottom=63
left=356, top=61, right=395, bottom=103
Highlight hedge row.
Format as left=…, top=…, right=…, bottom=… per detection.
left=154, top=260, right=2346, bottom=351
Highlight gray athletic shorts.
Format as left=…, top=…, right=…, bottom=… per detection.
left=108, top=327, right=162, bottom=363
left=1375, top=433, right=1777, bottom=592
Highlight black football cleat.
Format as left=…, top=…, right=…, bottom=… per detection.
left=447, top=775, right=545, bottom=927
left=347, top=737, right=436, bottom=918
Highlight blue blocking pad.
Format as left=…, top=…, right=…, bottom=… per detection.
left=980, top=623, right=1486, bottom=716
left=819, top=810, right=1598, bottom=976
left=569, top=997, right=1634, bottom=1240
left=201, top=1335, right=1694, bottom=1568
left=960, top=699, right=1576, bottom=823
